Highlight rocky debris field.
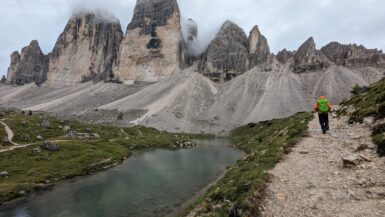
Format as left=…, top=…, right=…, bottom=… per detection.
left=259, top=113, right=385, bottom=217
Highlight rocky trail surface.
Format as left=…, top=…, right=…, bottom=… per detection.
left=259, top=113, right=385, bottom=217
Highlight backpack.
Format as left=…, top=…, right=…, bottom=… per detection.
left=317, top=98, right=329, bottom=113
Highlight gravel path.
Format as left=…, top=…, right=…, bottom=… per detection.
left=259, top=113, right=385, bottom=217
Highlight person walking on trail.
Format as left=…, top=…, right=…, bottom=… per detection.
left=314, top=96, right=332, bottom=134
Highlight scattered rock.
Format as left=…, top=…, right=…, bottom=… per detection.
left=363, top=117, right=375, bottom=126
left=36, top=135, right=44, bottom=140
left=342, top=155, right=362, bottom=167
left=2, top=137, right=9, bottom=143
left=176, top=140, right=196, bottom=148
left=299, top=150, right=310, bottom=154
left=32, top=147, right=42, bottom=153
left=63, top=125, right=71, bottom=131
left=40, top=142, right=60, bottom=152
left=40, top=119, right=50, bottom=127
left=20, top=134, right=31, bottom=142
left=357, top=153, right=372, bottom=162
left=18, top=190, right=26, bottom=195
left=0, top=171, right=9, bottom=177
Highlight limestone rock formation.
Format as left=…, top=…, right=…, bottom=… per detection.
left=199, top=21, right=249, bottom=83
left=276, top=49, right=294, bottom=64
left=113, top=0, right=182, bottom=83
left=248, top=25, right=270, bottom=68
left=321, top=42, right=385, bottom=67
left=48, top=11, right=123, bottom=86
left=6, top=40, right=48, bottom=85
left=293, top=37, right=329, bottom=73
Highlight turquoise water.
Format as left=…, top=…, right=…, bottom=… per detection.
left=0, top=139, right=244, bottom=217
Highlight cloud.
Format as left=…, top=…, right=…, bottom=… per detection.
left=1, top=0, right=385, bottom=76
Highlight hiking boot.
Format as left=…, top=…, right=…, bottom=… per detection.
left=326, top=126, right=330, bottom=131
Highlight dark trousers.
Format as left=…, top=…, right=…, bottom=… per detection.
left=318, top=113, right=329, bottom=133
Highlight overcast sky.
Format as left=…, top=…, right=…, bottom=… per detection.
left=1, top=0, right=385, bottom=77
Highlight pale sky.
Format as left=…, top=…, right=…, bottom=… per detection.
left=1, top=0, right=385, bottom=76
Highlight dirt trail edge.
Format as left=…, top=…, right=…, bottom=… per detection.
left=0, top=120, right=17, bottom=145
left=0, top=120, right=34, bottom=153
left=259, top=113, right=385, bottom=217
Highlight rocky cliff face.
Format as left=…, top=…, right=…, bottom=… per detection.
left=48, top=12, right=123, bottom=86
left=292, top=37, right=329, bottom=73
left=248, top=25, right=270, bottom=68
left=113, top=0, right=182, bottom=83
left=199, top=21, right=249, bottom=83
left=6, top=40, right=48, bottom=85
left=321, top=42, right=385, bottom=67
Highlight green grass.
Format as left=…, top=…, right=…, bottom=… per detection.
left=338, top=78, right=385, bottom=123
left=183, top=112, right=313, bottom=217
left=337, top=78, right=385, bottom=156
left=0, top=111, right=206, bottom=204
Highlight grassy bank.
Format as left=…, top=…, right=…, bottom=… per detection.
left=183, top=112, right=313, bottom=217
left=338, top=78, right=385, bottom=156
left=0, top=111, right=202, bottom=204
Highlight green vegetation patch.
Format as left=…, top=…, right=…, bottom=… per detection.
left=338, top=78, right=385, bottom=124
left=183, top=112, right=313, bottom=217
left=337, top=79, right=385, bottom=156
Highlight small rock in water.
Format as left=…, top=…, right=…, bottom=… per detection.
left=342, top=155, right=362, bottom=167
left=40, top=142, right=60, bottom=152
left=0, top=171, right=9, bottom=177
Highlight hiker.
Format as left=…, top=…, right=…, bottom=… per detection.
left=314, top=96, right=332, bottom=134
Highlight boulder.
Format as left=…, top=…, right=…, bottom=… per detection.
left=248, top=25, right=270, bottom=68
left=113, top=0, right=182, bottom=83
left=363, top=117, right=375, bottom=126
left=6, top=41, right=48, bottom=85
left=2, top=137, right=9, bottom=143
left=199, top=21, right=249, bottom=83
left=48, top=11, right=123, bottom=85
left=0, top=171, right=9, bottom=177
left=63, top=125, right=71, bottom=131
left=40, top=119, right=50, bottom=127
left=40, top=142, right=60, bottom=152
left=32, top=147, right=42, bottom=153
left=342, top=154, right=362, bottom=167
left=36, top=135, right=44, bottom=140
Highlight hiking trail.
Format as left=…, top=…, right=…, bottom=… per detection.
left=259, top=113, right=385, bottom=217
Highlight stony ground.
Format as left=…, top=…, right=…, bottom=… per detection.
left=259, top=113, right=385, bottom=217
